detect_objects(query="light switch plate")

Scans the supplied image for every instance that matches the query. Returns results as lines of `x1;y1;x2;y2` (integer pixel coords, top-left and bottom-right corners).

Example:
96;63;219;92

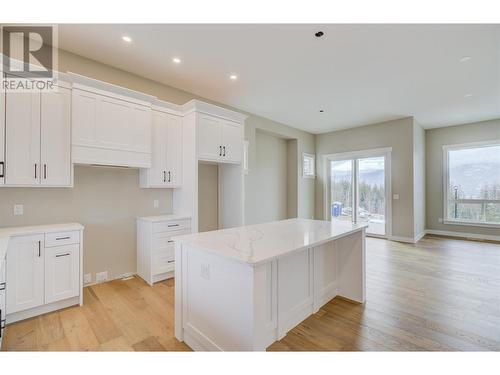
96;271;108;283
393;194;400;200
84;273;92;284
13;204;23;216
153;199;159;208
201;263;210;280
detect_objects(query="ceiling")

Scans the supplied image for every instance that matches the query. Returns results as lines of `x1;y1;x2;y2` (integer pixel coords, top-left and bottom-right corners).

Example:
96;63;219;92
58;24;500;134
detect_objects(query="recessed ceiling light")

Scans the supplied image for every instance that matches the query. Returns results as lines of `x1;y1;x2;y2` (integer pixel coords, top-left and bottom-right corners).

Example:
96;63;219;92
459;56;471;63
122;36;132;43
229;74;238;80
464;94;473;98
315;31;324;38
172;57;181;64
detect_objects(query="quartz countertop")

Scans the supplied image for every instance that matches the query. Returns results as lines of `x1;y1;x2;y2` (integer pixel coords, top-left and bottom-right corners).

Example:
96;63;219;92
173;218;368;265
137;215;191;222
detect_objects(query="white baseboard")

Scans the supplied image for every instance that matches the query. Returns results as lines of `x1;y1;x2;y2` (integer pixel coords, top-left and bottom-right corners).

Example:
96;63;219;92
425;229;500;242
389;235;417;243
83;272;137;288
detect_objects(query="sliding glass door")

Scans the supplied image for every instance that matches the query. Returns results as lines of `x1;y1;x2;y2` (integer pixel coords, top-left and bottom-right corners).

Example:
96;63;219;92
328;150;390;237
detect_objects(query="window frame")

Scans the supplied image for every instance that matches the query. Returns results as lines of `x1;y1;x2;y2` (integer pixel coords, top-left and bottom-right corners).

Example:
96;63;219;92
302;153;316;179
442;140;500;228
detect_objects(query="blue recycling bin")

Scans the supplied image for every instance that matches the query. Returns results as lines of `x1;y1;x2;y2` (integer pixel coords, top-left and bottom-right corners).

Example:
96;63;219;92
331;202;342;218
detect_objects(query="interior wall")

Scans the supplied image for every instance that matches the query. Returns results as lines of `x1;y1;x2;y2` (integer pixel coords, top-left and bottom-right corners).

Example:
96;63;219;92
315;117;416;240
0;48;316;280
0;166;171;280
287;139;298;219
426;118;500;237
413;120;426;237
198;163;218;232
246;130;289;224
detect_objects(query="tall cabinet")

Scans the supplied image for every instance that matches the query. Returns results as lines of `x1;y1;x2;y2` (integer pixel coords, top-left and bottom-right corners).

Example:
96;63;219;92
2;83;72;187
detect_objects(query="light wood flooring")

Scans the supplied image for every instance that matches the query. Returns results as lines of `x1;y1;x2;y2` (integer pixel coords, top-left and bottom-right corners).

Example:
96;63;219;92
2;236;499;351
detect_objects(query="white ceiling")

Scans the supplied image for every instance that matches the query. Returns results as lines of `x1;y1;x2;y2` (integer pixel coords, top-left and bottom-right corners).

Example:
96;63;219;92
58;24;500;134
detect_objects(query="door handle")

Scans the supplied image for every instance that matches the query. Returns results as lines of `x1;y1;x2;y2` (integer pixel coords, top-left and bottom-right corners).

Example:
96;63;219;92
38;240;41;257
44;164;47;179
168;171;171;182
223;146;226;157
0;161;4;178
163;171;166;182
219;146;222;156
56;253;70;258
34;163;37;179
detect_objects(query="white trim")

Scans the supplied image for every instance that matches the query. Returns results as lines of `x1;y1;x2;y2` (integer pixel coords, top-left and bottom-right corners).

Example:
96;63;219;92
425;229;500;242
389;235;417;243
182;99;248;123
414;231;427;242
442;140;500;228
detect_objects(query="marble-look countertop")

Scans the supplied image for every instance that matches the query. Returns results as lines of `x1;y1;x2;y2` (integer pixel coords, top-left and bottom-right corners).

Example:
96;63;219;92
173;218;368;265
0;223;84;271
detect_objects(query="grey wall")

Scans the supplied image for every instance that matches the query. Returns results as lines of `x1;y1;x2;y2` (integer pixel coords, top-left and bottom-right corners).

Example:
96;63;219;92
246;130;289;224
426;119;500;236
315;117;416;240
0;166;171;280
0;48;316;280
287;139;299;219
198;163;218;232
413;121;426;237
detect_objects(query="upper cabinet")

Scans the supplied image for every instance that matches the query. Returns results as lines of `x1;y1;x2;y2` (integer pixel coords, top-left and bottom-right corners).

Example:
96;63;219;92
185;101;247;164
140;103;183;188
3;85;72;187
69;73;155;168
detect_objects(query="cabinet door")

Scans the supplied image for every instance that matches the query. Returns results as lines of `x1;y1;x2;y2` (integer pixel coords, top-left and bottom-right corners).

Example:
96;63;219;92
222;121;243;163
166;114;183;187
5;92;41;185
197;115;222;161
40;87;71;186
6;234;44;314
149;111;169;187
45;244;79;304
0;88;5;185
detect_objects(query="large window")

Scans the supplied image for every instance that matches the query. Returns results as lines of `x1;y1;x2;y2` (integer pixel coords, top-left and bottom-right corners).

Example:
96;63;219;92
444;141;500;227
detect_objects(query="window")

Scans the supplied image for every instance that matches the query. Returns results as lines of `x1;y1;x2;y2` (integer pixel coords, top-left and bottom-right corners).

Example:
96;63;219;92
444;141;500;227
303;153;316;178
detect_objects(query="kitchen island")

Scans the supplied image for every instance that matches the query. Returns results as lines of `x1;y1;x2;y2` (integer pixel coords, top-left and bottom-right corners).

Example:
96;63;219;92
173;218;368;351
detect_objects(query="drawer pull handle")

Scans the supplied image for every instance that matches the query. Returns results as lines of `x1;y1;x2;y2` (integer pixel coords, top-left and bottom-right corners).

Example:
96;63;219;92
0;282;5;290
167;260;175;264
56;253;70;257
56;236;71;240
167;224;179;227
167;240;174;243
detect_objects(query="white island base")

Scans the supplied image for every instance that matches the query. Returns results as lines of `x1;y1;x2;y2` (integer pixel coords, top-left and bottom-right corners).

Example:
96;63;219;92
174;219;367;351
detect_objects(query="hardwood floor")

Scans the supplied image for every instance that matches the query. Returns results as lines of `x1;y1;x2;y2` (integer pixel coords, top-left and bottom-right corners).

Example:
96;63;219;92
2;236;499;351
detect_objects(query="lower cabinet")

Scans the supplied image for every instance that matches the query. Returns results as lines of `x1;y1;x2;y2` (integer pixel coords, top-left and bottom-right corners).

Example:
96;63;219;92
137;215;191;285
5;226;83;323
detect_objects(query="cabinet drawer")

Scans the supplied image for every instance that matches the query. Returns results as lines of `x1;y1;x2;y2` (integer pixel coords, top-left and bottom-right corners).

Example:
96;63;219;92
45;231;80;247
152;247;175;275
152;220;190;233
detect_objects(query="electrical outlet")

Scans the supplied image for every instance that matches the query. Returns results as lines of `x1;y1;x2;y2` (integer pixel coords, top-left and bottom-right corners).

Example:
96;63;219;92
13;204;23;216
84;273;92;284
96;271;108;283
153;199;159;208
393;194;400;200
200;263;210;280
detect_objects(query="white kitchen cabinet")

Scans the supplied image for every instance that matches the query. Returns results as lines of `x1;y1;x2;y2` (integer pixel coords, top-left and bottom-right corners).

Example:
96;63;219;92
0;88;5;185
5;92;41;185
0;248;7;347
137;215;191;285
3;86;72;187
40;87;72;186
197;114;243;164
44;243;79;304
6;234;45;314
140;109;183;188
1;223;84;323
70;74;154;168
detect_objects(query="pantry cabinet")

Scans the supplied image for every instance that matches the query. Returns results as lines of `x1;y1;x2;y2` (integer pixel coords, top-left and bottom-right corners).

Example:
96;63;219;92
3;86;71;187
140;109;183;188
197;114;243;164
